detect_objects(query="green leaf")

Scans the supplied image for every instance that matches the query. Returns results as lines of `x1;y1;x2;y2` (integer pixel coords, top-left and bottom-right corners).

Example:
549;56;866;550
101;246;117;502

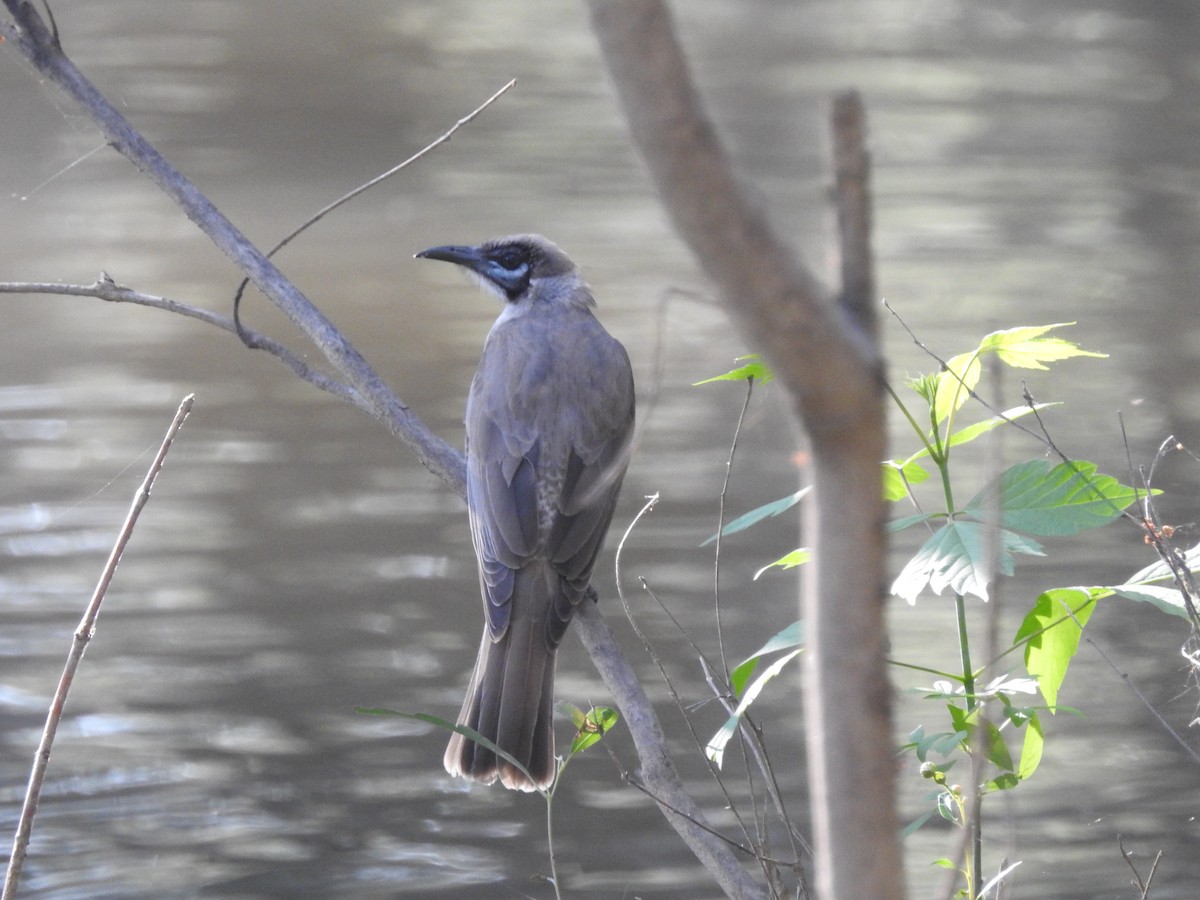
928;323;1104;426
939;403;1059;453
887;512;943;534
907;372;940;406
753;548;812;580
887;404;1057;504
701;488;810;545
1111;584;1195;621
986;773;1020;791
976;716;1014;773
883;458;930;502
707;648;802;768
729;621;804;696
1017;711;1044;781
694;354;774;385
907;725;969;761
932;857;958;870
890;520;1045;603
964;459;1142;537
979;322;1106;370
562;704;619;756
931;349;982;425
1013;587;1101;708
1125;540;1200;585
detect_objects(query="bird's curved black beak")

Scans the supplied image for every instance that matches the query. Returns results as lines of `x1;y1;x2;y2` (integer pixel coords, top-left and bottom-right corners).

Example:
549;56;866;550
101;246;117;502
415;244;486;273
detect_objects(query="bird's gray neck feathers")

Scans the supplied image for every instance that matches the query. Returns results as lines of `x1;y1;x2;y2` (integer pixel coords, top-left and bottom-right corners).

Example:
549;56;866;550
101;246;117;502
492;273;596;326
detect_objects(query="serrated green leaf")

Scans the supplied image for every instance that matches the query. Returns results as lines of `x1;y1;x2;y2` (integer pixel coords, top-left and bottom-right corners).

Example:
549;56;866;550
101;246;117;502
707;648;802;768
979;322;1106;370
753;548;812;580
1111;584;1195;621
883;458;930;501
964;459;1141;537
694;354;774;385
730;621;804;696
891;520;1044;603
1017;711;1044;781
907;372;941;406
1013;587;1101;708
702;487;810;545
927;324;1103;427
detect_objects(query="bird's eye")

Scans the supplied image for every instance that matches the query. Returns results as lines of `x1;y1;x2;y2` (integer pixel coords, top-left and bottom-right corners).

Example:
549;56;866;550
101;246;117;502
494;247;527;271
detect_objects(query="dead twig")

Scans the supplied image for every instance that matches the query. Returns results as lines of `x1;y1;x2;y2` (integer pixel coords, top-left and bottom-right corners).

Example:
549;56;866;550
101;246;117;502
2;395;194;900
1118;835;1161;899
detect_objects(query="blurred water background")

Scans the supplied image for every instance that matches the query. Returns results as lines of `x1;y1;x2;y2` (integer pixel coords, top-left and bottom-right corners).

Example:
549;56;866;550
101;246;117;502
2;2;1200;897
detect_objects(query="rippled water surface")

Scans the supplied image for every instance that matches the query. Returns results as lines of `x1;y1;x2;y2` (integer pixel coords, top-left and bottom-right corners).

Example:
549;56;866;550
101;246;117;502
3;2;1200;897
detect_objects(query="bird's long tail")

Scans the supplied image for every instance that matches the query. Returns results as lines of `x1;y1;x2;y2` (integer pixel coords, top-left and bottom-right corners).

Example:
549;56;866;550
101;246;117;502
444;566;558;791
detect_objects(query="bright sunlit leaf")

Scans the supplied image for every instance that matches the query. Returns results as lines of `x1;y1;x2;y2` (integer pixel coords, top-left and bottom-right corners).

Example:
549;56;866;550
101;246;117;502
1013;587;1102;708
1017;711;1044;781
931;350;982;425
978;322;1106;370
883;458;930;501
707;647;802;768
693;354;774;385
753;548;812;580
923;323;1103;427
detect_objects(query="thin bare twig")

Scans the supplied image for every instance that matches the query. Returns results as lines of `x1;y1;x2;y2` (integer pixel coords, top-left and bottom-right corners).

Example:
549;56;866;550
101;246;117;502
231;78;517;341
3;395;194;900
0;0;465;495
714;375;756;677
612;497;766;868
1118;835;1162;899
0;277;363;407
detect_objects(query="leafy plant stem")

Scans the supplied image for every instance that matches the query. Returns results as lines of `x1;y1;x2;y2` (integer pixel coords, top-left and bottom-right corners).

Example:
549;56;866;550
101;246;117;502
955;593;977;713
886;379;937;461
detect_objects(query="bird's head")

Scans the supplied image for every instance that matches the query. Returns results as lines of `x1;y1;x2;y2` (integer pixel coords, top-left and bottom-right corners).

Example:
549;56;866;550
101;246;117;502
415;234;581;305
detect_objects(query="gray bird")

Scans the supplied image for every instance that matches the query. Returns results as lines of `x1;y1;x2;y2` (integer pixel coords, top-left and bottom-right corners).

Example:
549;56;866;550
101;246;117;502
416;234;635;791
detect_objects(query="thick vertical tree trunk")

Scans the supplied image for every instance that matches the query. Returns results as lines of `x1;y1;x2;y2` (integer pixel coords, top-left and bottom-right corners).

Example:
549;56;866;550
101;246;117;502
586;2;902;897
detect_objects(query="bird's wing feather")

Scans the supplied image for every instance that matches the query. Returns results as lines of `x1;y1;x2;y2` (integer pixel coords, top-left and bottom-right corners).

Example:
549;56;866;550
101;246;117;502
466;309;634;646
